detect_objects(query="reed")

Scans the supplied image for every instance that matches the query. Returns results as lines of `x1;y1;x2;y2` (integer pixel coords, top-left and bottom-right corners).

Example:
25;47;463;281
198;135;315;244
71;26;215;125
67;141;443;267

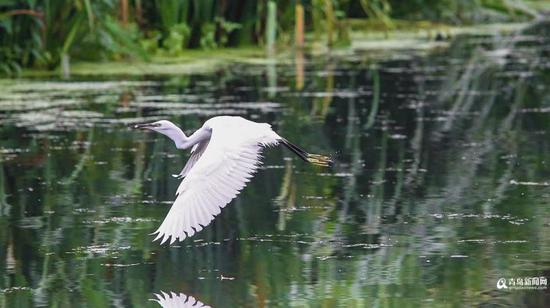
0;0;541;75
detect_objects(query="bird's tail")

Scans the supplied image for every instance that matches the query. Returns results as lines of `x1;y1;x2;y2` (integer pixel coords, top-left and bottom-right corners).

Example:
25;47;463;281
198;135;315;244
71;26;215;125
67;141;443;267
280;138;333;167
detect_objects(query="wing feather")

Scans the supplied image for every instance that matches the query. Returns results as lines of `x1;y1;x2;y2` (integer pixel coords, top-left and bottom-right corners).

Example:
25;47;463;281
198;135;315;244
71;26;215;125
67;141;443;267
151;291;211;307
172;139;210;179
152;119;280;244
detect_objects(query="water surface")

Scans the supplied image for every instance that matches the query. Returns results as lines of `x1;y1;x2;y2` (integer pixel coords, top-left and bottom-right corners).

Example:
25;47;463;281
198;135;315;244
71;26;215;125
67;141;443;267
0;22;549;307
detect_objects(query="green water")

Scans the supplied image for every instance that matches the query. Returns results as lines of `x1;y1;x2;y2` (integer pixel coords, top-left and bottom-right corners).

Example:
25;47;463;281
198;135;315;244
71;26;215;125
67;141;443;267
0;22;549;307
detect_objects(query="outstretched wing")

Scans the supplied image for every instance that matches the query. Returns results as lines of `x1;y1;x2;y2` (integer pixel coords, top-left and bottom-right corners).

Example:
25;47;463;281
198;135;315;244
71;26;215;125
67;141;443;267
153;120;278;244
172;140;210;178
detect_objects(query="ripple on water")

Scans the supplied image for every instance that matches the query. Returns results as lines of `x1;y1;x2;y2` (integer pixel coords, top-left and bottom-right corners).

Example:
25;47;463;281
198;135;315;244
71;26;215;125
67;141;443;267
70;244;131;256
430;213;529;225
85;216;157;225
509;179;550;186
0;287;32;294
101;262;142;268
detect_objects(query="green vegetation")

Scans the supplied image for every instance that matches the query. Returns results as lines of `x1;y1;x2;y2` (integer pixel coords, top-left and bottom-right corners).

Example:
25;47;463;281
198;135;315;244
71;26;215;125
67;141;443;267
0;19;549;306
0;0;544;75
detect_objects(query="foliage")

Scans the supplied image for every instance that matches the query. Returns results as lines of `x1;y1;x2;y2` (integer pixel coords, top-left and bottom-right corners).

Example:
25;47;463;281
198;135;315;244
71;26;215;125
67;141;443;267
0;0;544;75
0;3;46;74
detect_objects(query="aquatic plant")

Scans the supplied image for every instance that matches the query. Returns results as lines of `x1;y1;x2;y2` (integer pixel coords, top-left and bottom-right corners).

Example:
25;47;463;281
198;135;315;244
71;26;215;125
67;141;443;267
0;0;543;75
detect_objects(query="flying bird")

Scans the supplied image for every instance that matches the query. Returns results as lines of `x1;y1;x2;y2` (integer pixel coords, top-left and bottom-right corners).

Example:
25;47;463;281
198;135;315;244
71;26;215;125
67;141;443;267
135;116;332;244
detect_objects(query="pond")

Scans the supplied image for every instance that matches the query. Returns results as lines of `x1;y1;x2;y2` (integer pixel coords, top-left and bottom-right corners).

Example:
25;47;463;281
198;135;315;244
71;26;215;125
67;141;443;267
0;22;549;307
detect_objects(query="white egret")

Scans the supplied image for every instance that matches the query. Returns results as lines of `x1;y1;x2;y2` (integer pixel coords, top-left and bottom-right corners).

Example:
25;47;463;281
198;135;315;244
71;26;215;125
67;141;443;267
135;116;332;244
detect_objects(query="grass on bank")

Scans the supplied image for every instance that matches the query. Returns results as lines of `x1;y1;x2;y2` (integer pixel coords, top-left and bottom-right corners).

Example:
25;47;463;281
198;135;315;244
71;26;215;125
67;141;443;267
20;20;530;78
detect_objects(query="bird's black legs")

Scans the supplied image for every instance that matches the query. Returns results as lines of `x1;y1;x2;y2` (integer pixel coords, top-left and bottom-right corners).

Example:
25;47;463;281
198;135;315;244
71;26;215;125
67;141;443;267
281;138;309;161
280;138;333;167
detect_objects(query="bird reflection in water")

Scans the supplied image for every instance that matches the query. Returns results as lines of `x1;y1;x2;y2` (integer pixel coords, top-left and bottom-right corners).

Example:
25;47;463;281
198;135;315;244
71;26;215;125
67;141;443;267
151;291;211;308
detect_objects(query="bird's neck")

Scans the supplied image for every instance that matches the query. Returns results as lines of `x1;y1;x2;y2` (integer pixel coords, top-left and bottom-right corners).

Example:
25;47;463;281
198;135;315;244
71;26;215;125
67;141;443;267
161;126;209;150
161;127;188;149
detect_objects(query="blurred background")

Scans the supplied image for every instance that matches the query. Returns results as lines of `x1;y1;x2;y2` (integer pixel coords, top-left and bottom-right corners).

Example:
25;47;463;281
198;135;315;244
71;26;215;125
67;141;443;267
1;1;550;307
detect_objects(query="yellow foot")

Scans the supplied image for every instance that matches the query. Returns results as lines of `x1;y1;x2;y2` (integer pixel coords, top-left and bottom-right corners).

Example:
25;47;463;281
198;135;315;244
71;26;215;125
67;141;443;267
306;154;333;167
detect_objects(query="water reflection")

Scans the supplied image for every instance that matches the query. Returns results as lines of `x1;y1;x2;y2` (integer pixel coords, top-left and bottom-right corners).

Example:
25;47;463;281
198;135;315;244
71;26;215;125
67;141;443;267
152;291;210;308
0;21;549;307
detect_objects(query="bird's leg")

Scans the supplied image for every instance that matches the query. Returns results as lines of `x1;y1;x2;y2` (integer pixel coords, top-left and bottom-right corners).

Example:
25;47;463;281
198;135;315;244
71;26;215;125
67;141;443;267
280;138;333;167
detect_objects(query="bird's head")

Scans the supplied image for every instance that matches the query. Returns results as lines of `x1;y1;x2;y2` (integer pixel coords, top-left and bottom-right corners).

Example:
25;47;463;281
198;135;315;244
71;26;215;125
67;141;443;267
134;120;187;148
134;120;178;132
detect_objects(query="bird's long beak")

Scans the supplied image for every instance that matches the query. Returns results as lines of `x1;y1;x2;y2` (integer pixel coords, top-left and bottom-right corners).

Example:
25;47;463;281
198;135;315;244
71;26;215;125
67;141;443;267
134;122;160;130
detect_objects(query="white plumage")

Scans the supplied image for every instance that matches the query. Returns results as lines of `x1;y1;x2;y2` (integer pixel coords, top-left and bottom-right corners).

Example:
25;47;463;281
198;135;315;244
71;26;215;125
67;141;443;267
151;291;210;308
135;116;331;245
